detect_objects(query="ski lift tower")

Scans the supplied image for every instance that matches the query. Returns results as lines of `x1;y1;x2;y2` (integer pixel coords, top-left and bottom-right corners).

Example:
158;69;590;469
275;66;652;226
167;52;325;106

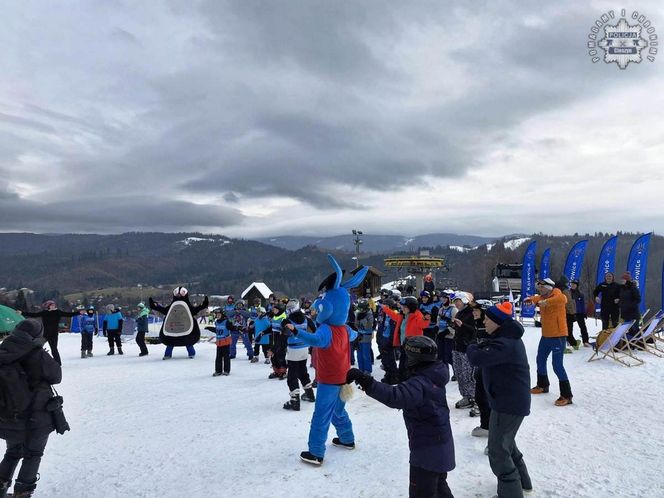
383;250;445;292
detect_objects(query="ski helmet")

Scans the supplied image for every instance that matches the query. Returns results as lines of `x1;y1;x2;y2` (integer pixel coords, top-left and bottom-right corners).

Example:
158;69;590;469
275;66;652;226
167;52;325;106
286;299;300;314
404;336;438;368
357;298;369;310
401;296;419;312
420;290;431;298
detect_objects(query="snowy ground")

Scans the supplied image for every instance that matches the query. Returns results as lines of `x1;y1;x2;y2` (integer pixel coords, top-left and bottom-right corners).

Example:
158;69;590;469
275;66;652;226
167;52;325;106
35;322;664;498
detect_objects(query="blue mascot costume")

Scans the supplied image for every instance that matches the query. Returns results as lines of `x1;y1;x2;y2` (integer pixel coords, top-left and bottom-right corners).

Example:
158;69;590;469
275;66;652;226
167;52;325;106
149;286;208;359
291;255;368;465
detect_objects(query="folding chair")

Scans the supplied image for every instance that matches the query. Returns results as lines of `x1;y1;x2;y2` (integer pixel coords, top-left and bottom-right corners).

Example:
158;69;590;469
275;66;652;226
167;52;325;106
626;311;664;358
588;320;644;367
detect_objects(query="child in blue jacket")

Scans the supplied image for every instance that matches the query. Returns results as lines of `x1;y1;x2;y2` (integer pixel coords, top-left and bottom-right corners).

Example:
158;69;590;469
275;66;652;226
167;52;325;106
347;336;455;498
210;309;234;376
79;307;98;358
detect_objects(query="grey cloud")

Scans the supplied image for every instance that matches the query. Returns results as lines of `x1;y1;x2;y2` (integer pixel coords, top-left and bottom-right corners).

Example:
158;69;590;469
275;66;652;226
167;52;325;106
0;112;57;135
1;0;662;234
0;195;245;233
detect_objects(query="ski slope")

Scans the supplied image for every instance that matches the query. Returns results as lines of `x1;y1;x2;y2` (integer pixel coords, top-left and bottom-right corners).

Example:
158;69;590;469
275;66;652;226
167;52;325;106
36;322;664;498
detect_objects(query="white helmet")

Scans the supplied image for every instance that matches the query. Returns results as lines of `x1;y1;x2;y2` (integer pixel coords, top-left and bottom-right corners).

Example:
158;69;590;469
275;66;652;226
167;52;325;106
173;286;188;297
452;292;469;304
286;299;300;314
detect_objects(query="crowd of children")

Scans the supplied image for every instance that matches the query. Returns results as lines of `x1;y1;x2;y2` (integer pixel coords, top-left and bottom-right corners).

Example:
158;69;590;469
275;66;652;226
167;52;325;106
14;282;561;498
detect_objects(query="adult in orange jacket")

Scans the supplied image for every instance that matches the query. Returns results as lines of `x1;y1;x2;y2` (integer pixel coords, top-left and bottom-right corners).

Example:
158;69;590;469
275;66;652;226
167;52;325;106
524;278;573;406
382;296;430;381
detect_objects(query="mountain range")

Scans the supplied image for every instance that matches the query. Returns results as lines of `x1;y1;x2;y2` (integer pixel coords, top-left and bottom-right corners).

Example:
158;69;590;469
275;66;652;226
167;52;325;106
0;231;661;315
256;233;499;253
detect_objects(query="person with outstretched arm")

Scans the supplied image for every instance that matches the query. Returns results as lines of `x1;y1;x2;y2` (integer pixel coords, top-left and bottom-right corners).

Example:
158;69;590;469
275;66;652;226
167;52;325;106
22;300;79;365
346;336;455;498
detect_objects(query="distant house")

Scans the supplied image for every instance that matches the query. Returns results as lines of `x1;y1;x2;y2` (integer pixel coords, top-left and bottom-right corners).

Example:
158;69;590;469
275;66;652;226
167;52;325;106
351;266;384;297
241;282;273;306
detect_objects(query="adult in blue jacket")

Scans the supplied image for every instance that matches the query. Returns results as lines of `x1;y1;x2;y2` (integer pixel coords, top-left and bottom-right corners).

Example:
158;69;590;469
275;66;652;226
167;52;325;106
347;336;455;498
467;302;532;498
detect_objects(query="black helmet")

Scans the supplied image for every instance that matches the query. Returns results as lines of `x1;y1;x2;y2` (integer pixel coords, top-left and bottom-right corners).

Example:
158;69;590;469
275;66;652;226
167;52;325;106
274;303;286;314
404;336;438;368
401;296;419;313
357;298;369;310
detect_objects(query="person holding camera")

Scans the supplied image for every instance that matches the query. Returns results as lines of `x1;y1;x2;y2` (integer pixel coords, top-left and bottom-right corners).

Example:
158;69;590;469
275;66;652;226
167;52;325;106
0;319;63;498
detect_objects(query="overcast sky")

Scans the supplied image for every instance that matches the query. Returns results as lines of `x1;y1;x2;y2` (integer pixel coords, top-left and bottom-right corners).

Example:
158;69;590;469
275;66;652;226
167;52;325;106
1;0;663;238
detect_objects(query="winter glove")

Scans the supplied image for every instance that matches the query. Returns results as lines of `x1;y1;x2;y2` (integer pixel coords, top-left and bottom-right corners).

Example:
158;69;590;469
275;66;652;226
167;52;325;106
345;368;374;391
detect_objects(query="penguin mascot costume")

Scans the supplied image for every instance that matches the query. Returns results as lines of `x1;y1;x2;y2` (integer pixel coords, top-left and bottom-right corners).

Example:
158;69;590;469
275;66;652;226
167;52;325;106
289;254;368;465
149;286;209;359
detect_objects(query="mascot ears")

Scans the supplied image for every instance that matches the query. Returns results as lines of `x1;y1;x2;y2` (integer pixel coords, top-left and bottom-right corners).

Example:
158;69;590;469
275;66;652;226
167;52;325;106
173;286;188;297
323;254;369;290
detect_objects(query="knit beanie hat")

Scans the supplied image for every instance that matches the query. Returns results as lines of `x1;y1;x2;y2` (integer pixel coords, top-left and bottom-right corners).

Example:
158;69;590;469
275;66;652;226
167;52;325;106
485;302;513;325
13;319;44;338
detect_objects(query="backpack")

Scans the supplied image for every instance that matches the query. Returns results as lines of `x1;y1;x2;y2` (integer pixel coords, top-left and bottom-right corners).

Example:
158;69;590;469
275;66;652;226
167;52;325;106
0;360;32;422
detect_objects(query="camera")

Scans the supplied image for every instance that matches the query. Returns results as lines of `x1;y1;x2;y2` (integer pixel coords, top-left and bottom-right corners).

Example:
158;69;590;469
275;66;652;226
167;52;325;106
46;395;71;435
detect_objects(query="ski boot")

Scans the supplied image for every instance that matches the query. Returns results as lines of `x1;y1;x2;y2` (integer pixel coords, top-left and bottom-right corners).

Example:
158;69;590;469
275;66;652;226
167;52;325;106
471;426;489;437
283;392;300;411
455;397;474;409
81;351;87;359
301;386;316;402
118;348;124;355
300;451;323;466
107;350;114;356
9;480;35;497
87;350;93;357
332;437;355;450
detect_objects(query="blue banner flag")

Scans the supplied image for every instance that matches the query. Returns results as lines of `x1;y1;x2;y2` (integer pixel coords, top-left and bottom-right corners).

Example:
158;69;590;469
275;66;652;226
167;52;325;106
596;235;618;286
626;233;652;315
520;241;537;318
563;240;588;282
540;248;551;280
